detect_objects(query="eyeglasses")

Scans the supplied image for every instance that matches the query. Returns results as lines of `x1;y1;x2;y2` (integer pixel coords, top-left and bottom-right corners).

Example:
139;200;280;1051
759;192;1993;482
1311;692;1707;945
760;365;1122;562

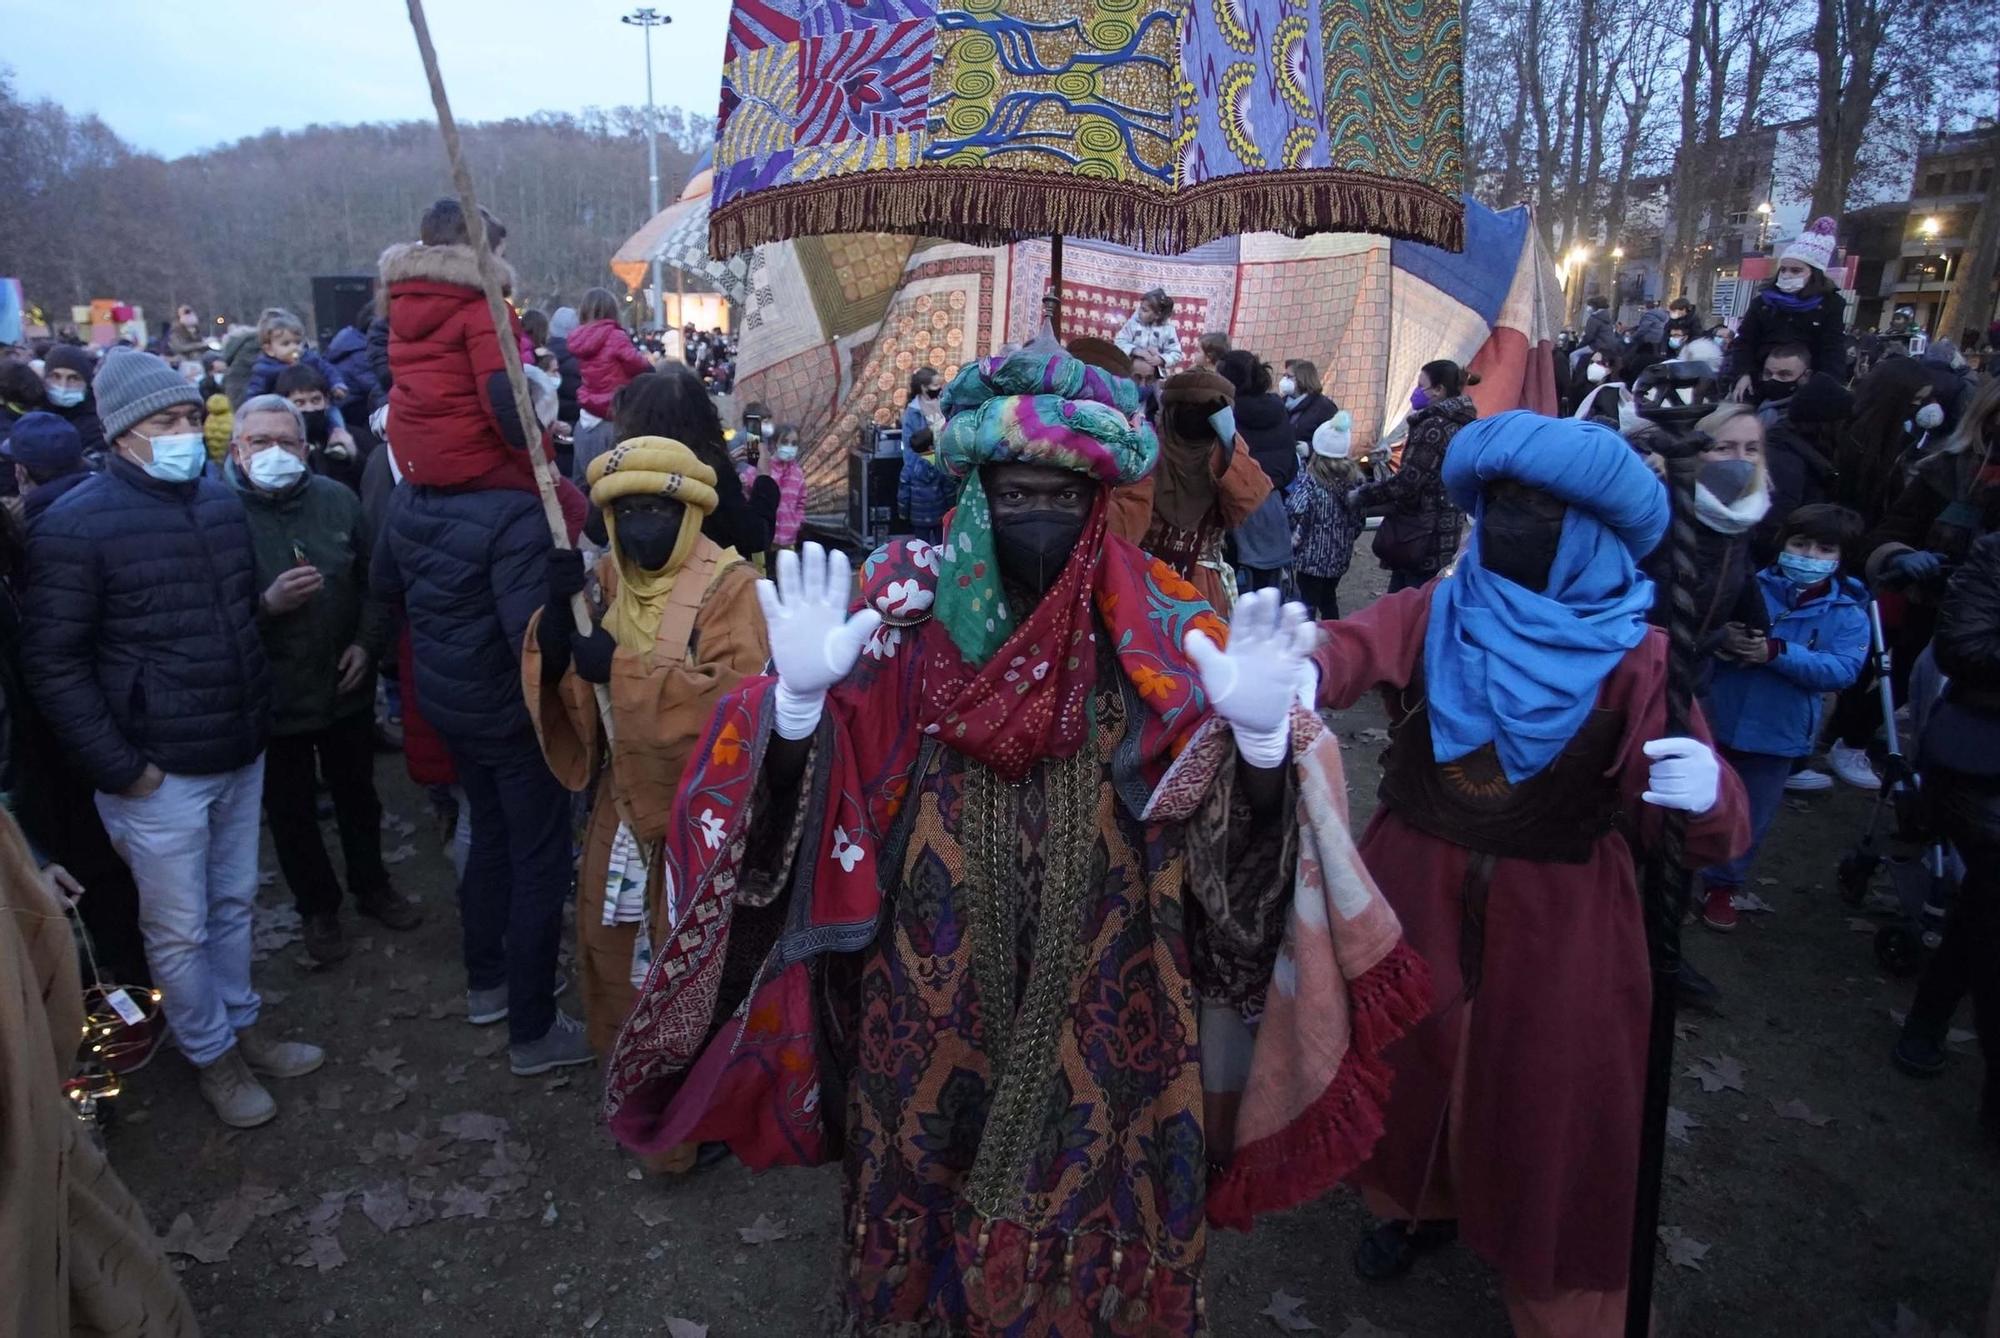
241;435;303;451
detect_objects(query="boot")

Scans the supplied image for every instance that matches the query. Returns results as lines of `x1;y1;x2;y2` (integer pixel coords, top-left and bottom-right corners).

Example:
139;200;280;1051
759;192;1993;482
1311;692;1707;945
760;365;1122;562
236;1024;325;1079
198;1048;277;1129
303;912;349;965
356;884;423;931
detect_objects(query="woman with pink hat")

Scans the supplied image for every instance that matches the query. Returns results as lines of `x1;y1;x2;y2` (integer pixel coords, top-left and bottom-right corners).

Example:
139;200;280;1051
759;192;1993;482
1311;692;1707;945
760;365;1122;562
1727;215;1848;400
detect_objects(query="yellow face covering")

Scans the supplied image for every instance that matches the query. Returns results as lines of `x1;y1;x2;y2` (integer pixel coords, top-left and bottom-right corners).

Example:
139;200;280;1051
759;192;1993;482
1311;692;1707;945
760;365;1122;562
586;436;721;654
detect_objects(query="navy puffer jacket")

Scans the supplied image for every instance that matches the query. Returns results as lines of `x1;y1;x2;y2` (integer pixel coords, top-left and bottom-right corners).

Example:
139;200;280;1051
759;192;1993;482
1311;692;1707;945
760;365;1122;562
22;456;271;792
372;484;551;759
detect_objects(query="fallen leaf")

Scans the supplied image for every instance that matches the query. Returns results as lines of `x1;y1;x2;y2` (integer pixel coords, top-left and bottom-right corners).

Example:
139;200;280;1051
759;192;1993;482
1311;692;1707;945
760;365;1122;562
383;843;418;864
540;1202;560;1227
1684;1054;1746;1094
1261;1289;1320;1331
250;903;303;959
583;1311;604;1332
737;1213;791;1245
261;987;289;1006
1772;1099;1834;1128
300;1191;349;1237
472;1031;509;1059
440;1111;511;1143
1336;1318;1406;1338
1666;1106;1701;1144
359;1046;406;1078
437;1183;496;1221
358;1088;409;1116
1869;1301;1969;1338
633;1200;674;1229
296;1234;346;1271
442;1062;468;1085
361;1180;431;1232
1729;891;1776;915
1352;727;1391;745
664;1321;708;1338
428;1000;457;1021
1658;1226;1710;1270
544;1074;573;1093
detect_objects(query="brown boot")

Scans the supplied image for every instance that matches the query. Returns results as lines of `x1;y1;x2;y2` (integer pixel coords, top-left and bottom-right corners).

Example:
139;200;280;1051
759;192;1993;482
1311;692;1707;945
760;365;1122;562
197;1048;276;1129
356;885;423;931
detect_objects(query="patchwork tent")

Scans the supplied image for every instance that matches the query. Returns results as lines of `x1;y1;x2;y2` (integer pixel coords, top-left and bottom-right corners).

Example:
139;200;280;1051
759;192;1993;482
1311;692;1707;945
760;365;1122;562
610;150;752;306
718;196;1561;518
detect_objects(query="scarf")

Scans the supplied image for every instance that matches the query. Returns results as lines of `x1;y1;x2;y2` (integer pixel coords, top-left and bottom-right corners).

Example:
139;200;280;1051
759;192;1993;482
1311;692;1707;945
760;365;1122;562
1153;368;1237;534
1425;412;1668;783
933;347;1157;666
1693;477;1771;536
1759;287;1824;314
586;436;720;652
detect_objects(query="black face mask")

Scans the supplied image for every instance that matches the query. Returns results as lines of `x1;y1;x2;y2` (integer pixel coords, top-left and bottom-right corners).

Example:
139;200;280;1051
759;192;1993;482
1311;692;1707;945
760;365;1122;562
993;510;1085;598
302;408;330;446
1478;484;1567;593
614;501;686;572
1756;378;1796;405
1697;457;1758;505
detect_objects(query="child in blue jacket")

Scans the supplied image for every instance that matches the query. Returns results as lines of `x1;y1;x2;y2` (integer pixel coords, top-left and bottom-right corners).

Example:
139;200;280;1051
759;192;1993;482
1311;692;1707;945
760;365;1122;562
243;308;350;432
1699;503;1871;930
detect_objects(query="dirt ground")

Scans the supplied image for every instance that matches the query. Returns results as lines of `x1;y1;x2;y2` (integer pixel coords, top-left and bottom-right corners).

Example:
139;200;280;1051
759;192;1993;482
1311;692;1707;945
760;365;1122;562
106;553;1997;1338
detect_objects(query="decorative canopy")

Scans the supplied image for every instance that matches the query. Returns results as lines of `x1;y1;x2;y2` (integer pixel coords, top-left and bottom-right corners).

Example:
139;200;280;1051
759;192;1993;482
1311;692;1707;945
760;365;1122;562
709;0;1467;259
611;150;754;303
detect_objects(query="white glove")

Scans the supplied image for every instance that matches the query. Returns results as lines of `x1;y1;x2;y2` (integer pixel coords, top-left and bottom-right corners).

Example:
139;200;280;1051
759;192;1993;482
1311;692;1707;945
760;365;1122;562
1183;588;1319;768
1641;737;1720;814
755;543;882;740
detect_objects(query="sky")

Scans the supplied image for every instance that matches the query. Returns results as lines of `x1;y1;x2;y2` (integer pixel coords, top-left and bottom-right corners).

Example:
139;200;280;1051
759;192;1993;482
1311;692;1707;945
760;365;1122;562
2;0;730;159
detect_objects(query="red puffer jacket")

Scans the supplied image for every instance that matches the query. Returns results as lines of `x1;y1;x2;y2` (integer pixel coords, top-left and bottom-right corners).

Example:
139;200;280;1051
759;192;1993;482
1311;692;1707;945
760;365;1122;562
380;241;541;490
566;318;653;418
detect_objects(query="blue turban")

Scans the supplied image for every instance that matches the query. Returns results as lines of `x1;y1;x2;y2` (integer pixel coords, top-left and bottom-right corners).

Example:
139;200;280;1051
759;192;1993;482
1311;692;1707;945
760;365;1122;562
1424;411;1669;783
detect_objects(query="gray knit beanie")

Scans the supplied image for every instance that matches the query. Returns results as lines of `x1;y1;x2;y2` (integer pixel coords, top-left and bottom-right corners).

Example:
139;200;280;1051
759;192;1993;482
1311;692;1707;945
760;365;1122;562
94;347;204;441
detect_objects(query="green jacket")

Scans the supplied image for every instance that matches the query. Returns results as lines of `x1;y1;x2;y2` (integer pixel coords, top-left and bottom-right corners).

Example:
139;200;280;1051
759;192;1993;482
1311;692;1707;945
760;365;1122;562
233;466;391;736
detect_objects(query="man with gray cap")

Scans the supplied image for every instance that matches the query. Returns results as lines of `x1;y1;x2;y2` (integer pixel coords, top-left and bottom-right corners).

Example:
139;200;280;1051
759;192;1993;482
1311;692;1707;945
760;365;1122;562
23;347;323;1130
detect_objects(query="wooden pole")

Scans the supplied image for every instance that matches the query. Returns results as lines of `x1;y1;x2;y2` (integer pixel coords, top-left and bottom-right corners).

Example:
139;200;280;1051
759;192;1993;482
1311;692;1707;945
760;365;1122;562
402;0;615;739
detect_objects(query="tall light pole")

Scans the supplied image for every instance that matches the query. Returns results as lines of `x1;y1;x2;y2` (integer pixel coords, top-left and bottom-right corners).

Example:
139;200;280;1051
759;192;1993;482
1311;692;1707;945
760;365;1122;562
1755;201;1773;253
1918;215;1942;338
623;6;670;332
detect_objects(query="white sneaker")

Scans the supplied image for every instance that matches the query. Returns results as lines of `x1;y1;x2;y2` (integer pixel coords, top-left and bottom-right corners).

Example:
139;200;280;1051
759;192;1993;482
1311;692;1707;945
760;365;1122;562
1784;767;1834;793
1828;743;1881;791
198;1048;277;1128
236;1025;325;1079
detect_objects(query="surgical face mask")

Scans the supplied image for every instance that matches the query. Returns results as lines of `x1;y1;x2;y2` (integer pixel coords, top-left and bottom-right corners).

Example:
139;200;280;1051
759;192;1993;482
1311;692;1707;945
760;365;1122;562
1207;404;1237;444
1584;363;1609;383
775;444;799;463
1410;387;1432;410
135;431;207;483
1774;272;1807;294
993;509;1084;598
1914;403;1944;431
1279;376;1297;398
1777;551;1838;586
46;383;86;409
246;445;307;491
1668;336;1686;350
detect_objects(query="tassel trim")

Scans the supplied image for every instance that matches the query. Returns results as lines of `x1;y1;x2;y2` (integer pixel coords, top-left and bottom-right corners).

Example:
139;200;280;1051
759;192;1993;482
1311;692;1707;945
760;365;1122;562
1205;939;1433;1232
710;167;1465;259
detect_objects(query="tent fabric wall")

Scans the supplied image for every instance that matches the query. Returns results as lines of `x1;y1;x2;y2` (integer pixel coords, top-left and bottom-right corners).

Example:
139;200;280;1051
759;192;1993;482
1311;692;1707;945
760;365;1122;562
718;199;1560;518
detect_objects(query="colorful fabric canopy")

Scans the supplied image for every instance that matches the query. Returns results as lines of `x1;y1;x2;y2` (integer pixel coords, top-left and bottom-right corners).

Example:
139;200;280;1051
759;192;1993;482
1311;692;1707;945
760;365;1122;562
710;0;1467;257
609;150;754;303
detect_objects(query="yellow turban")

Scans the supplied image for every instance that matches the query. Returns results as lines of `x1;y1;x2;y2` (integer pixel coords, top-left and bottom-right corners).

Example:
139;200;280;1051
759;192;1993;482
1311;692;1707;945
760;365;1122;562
586;436;720;652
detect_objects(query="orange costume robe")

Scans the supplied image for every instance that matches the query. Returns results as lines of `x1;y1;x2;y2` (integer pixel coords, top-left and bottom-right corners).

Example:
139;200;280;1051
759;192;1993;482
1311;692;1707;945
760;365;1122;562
521;538;768;1052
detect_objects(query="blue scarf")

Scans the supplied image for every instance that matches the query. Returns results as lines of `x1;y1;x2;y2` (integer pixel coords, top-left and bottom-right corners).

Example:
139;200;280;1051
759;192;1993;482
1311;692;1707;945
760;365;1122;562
1423;413;1668;783
1759;287;1822;314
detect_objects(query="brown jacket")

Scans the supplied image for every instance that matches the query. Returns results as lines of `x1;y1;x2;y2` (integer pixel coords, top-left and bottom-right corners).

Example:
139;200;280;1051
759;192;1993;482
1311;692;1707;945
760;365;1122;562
1110;437;1273;609
1;808;198;1338
521;540;769;1051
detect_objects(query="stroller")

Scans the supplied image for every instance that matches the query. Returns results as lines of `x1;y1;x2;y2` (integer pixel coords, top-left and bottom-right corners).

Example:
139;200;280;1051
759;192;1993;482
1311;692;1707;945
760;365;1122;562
1836;598;1956;975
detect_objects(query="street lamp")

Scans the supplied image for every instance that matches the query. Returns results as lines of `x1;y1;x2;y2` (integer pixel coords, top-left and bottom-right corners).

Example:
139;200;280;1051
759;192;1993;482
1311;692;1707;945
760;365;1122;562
1755;202;1773;252
1918;215;1942;337
622;6;672;333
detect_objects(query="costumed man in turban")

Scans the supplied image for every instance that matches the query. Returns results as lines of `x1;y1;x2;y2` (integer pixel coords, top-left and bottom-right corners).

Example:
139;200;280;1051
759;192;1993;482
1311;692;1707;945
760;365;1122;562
1109;367;1275;610
523;437;769;1064
601;346;1431;1334
1311;413;1752;1335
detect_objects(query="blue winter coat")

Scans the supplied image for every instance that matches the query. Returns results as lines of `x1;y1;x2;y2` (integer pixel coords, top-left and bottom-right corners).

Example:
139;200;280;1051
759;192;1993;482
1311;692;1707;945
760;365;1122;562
1706;569;1870;757
243;349;349;430
21;456;271;792
325;326;380;406
371;484;551;760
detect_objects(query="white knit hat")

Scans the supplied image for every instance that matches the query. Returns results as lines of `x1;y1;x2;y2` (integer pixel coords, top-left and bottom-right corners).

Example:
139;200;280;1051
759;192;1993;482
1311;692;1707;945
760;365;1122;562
1779;216;1838;274
1311;410;1353;458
